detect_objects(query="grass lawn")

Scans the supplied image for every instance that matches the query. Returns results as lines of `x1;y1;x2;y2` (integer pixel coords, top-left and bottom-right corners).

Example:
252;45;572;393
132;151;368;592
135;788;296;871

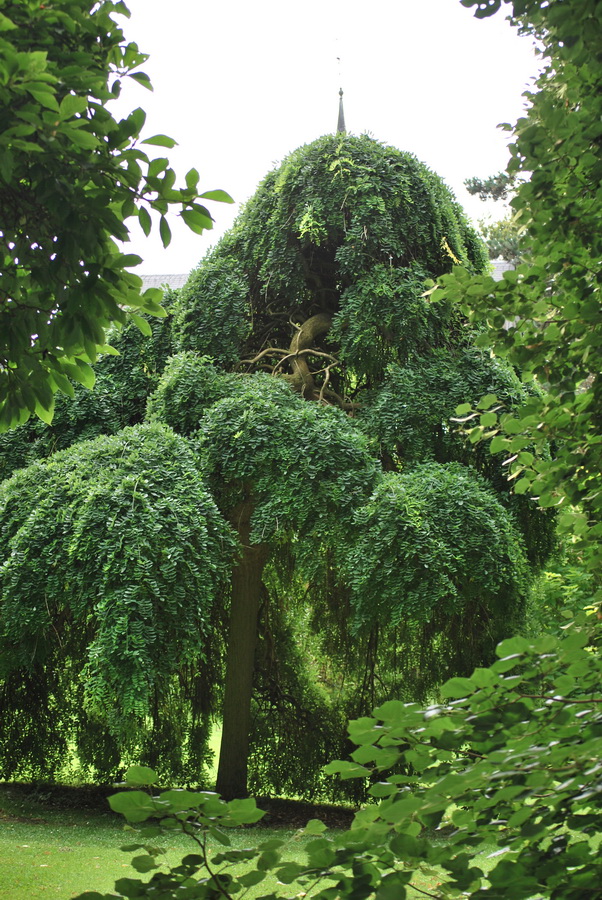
1;811;137;898
0;784;475;899
0;814;310;898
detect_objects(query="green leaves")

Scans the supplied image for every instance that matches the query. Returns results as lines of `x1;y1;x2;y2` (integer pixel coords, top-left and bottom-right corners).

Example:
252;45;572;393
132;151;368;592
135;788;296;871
63;360;96;390
138;206;151;236
159;215;171;247
129;314;153;337
441;0;602;593
477;393;498;410
440;676;475;699
180;205;214;234
199;188;235;203
347;463;529;647
189;373;378;543
70;784;281;899
115;254;143;269
141;134;177;147
123;766;159;787
58;93;88;119
304;818;328;835
323;760;372;779
178;131;488;417
0;1;229;429
171;259;251;366
0;425;237;776
0;12;17;31
108;791;158;823
319;612;602;897
71;612;601;900
226;797;266;825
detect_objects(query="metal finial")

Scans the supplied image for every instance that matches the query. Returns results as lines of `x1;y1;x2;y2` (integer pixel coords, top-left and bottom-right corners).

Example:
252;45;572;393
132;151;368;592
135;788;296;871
337;88;346;134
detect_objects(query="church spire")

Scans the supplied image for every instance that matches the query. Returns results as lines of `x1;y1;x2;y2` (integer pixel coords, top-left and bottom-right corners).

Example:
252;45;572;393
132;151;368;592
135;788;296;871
337;88;346;133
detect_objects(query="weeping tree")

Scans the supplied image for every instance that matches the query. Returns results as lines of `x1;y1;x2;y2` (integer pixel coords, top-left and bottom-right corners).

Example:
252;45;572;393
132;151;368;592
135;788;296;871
147;359;379;797
153;134;552;796
0;424;236;782
0;134;554;798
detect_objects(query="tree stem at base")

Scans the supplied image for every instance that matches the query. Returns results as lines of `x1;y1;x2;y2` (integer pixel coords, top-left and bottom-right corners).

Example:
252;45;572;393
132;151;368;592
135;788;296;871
216;499;268;799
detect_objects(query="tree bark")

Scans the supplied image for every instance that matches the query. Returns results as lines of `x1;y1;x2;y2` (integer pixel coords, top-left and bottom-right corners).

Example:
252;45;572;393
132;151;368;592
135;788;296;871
285;312;332;398
215;498;268;799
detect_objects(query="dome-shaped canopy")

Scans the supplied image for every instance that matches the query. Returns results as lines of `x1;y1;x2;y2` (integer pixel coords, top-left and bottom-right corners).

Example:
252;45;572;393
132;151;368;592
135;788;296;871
174;134;488;398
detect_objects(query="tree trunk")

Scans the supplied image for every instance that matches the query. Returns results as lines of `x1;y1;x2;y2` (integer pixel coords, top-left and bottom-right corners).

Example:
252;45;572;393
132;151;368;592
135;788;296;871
215;499;268;799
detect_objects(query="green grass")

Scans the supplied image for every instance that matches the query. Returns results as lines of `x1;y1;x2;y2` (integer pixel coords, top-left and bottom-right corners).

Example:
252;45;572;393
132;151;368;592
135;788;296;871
0;797;300;899
1;814;134;898
0;822;310;899
0;785;479;899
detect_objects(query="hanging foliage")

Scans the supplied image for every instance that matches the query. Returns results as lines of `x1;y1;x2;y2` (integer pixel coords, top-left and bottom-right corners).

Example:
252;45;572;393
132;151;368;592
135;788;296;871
174;258;251;367
0;423;236;781
346;463;530;637
172;134;488;407
0;133;555;797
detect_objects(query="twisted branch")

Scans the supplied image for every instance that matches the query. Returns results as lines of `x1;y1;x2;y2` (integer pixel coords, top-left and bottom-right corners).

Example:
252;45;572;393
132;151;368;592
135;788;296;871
237;313;358;411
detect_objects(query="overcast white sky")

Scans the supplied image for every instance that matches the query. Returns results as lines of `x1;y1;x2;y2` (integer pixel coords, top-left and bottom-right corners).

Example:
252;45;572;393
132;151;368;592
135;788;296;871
114;0;540;275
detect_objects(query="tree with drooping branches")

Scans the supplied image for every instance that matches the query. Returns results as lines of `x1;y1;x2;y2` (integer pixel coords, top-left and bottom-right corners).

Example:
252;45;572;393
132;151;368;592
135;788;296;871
149;133;554;797
1;130;555;797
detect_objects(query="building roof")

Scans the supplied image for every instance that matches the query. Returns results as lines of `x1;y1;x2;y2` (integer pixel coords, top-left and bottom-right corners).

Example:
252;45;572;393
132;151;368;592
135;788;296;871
141;273;189;291
337;89;346;134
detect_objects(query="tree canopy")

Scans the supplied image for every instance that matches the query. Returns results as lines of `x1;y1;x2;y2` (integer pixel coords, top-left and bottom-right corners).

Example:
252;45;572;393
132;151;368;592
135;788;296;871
0;132;553;796
70;1;602;898
444;0;602;591
0;424;236;781
174;134;487;399
0;0;231;432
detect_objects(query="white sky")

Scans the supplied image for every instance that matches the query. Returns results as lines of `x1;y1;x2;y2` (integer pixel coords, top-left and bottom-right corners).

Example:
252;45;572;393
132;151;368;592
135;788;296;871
114;0;540;275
